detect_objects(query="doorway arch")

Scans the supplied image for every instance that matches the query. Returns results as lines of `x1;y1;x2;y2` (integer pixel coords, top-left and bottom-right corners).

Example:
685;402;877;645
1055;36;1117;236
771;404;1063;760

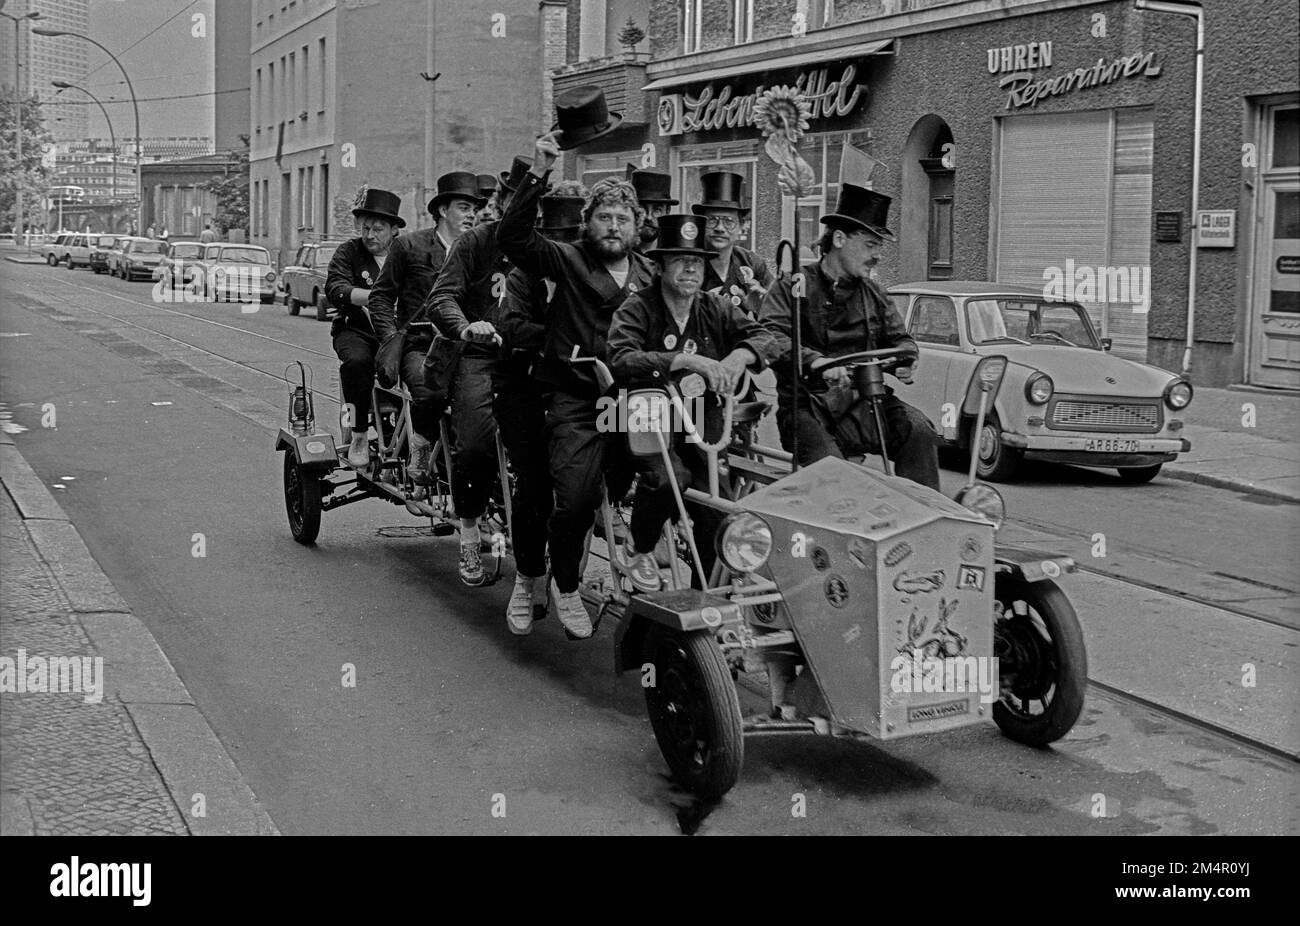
901;115;955;282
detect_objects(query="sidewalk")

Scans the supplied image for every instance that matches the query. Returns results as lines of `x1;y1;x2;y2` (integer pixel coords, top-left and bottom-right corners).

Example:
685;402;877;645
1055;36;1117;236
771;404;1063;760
0;432;277;835
1164;384;1300;502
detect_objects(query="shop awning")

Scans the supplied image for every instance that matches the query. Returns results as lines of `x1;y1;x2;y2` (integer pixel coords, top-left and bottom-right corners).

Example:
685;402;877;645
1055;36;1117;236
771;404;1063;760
642;39;894;92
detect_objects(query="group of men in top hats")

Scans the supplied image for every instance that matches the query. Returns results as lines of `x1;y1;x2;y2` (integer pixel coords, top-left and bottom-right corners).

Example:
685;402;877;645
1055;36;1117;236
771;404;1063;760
322;83;940;640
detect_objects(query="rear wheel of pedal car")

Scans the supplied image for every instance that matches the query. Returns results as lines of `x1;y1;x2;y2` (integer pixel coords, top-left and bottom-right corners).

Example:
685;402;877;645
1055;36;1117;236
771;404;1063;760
1115;464;1162;484
992;576;1086;746
283;451;322;545
973;412;1021;482
643;625;742;800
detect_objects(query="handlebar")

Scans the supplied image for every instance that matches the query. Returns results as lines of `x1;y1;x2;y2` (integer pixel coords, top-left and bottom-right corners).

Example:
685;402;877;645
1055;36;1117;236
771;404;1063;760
808;347;912;377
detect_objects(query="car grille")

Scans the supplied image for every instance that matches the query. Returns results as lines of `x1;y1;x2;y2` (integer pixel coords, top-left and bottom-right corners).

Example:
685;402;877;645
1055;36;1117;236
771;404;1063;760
1048;399;1162;433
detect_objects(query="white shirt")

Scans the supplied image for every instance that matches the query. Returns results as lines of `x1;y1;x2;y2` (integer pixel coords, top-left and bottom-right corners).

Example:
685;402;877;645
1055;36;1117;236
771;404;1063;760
609;268;629;288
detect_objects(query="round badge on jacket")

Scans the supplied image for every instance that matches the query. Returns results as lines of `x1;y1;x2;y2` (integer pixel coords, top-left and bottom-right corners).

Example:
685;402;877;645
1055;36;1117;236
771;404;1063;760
683;339;698;355
664;333;677;350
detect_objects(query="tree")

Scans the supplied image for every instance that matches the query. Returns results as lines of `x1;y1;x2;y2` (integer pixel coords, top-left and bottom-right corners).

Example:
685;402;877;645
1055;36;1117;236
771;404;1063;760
0;94;54;231
202;134;250;236
618;18;646;51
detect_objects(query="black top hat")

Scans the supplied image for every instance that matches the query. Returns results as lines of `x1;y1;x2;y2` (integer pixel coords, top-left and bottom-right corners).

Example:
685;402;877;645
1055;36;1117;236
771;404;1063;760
539;194;585;232
476;173;498;199
625;166;678;206
646;214;718;260
499;156;534;195
551;86;623;151
820;183;896;242
427;171;486;216
352;188;406;228
691;171;749;215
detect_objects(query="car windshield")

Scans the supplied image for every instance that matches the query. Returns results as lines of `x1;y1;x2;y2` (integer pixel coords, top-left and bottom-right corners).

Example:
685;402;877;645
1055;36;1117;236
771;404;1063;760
218;248;270;264
131;241;168;255
965;298;1100;349
171;244;204;259
316;245;338;266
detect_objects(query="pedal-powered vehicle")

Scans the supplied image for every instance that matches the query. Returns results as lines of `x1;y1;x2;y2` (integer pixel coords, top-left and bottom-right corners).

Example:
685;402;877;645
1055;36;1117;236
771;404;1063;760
274;362;514;586
579;349;1088;800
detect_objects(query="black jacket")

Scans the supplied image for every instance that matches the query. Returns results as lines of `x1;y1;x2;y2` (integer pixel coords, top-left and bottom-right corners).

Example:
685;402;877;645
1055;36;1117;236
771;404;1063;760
325;236;383;342
367;227;450;342
425;221;509;360
497;172;656;398
704;245;776;318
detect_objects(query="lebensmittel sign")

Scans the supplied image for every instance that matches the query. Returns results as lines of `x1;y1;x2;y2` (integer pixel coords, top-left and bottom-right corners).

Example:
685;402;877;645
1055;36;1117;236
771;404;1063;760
1195;210;1235;248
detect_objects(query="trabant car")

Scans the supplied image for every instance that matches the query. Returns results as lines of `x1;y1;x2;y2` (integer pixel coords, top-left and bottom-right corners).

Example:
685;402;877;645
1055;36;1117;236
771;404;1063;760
196;243;278;303
281;240;346;320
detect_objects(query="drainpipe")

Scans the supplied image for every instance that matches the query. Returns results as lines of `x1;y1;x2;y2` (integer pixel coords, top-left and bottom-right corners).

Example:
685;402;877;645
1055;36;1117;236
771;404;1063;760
1134;0;1203;377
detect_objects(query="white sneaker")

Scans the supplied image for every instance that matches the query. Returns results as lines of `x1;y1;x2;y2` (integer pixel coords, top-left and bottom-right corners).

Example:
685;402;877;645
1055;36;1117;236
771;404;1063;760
507;573;543;635
624;544;662;593
347;433;371;467
551;580;593;639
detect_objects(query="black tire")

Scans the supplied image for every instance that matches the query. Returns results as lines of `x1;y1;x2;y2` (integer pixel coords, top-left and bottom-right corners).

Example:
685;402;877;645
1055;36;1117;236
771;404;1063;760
315;292;329;321
287;294;301;316
992;575;1087;746
973;412;1022;482
643;625;743;800
1116;464;1162;484
47;254;57;266
283;451;322;545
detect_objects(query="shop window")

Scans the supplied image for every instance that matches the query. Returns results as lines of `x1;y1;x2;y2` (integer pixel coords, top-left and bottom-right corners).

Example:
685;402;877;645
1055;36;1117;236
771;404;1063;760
1271;105;1299;169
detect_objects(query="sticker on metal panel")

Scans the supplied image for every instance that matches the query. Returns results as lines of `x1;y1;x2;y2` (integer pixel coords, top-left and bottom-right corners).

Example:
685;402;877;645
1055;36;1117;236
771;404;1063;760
960;536;983;562
848;537;871;570
827;497;860;515
306;441;326;454
810;547;831;572
956;564;987;592
824;575;850;608
884;541;913;567
892;569;945;595
907;699;969;724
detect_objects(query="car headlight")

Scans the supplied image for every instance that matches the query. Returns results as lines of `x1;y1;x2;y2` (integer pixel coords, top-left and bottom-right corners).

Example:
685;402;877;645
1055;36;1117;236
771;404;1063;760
715;512;772;574
1025;372;1053;405
1164;379;1193;410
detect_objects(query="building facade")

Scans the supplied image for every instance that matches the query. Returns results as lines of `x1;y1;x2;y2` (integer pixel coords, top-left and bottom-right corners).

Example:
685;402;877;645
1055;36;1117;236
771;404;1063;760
215;0;253;155
249;0;559;266
13;0;92;142
554;0;1299;388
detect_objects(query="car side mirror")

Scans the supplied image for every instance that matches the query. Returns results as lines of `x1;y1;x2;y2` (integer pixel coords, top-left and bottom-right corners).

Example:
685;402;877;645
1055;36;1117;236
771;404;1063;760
1101;338;1112;351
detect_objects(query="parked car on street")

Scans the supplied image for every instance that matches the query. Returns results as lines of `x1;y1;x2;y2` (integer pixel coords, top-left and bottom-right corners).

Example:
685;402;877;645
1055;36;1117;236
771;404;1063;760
43;233;73;266
889;281;1193;483
280;240;346;320
112;237;169;281
195;243;278;303
89;235;121;274
153;241;206;290
105;236;149;278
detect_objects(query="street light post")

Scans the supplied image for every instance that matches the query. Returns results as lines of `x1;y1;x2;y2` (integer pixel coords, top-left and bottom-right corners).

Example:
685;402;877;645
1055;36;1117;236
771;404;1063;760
33;27;142;235
1;7;43;252
52;80;118;227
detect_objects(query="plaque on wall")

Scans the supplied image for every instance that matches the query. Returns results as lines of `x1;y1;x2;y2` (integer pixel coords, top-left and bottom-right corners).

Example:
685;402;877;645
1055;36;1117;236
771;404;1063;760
1155;211;1182;243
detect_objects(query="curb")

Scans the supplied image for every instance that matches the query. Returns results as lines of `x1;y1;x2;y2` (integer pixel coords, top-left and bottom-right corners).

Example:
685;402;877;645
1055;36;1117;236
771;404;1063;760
2;256;48;265
0;435;280;835
1162;465;1300;504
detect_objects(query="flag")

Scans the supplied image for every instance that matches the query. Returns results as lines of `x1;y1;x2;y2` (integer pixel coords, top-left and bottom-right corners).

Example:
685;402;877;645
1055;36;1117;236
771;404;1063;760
839;143;881;189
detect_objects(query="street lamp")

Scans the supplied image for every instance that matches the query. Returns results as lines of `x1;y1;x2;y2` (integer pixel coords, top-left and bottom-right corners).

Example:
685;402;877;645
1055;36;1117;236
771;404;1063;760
52;80;119;223
1;6;42;251
33;26;142;235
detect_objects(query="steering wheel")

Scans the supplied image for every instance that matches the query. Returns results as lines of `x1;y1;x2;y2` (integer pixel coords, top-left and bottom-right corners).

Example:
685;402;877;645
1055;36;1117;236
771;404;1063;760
808;346;912;377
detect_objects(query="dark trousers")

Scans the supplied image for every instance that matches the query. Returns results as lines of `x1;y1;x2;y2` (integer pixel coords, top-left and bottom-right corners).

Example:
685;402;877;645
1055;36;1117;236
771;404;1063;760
629;439;725;582
333;328;376;431
545;391;636;593
400;337;442;441
447;355;498;521
495;376;551;578
778;392;942;491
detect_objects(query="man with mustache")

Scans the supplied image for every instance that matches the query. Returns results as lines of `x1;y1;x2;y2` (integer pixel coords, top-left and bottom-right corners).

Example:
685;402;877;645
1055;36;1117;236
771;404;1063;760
608;213;780;591
325;187;405;467
370;171;484;485
626;166;677;254
760;184;941;490
497;132;655;639
423;158;532;587
693;170;775;319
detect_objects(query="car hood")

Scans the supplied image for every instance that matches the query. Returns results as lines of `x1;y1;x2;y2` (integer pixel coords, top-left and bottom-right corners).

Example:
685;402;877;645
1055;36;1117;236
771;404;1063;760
990;344;1178;394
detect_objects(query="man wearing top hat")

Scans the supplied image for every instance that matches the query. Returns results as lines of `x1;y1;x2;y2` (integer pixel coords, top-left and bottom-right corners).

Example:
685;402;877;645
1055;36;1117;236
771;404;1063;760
369;170;485;484
497;85;656;639
760;183;941;490
693;170;775;319
423;157;532;587
325;187;405;467
625;165;678;253
494;181;587;633
607;213;780;592
474;173;499;225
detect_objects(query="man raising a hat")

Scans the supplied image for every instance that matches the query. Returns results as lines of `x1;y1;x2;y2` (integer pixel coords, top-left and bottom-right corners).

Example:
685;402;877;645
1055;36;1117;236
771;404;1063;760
497;88;656;639
759;183;941;490
423;157;532;588
369;171;484;485
326;187;405;467
693;170;775;318
607;214;780;591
